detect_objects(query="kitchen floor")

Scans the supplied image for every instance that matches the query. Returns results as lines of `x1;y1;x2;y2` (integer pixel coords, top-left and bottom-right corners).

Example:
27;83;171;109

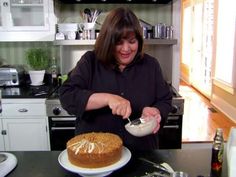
179;81;236;143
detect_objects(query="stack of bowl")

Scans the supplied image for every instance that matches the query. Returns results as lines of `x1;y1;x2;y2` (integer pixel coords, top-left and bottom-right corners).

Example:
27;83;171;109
56;23;78;40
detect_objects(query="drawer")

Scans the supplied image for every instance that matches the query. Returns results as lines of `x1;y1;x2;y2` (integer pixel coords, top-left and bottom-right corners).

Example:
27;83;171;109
2;103;46;117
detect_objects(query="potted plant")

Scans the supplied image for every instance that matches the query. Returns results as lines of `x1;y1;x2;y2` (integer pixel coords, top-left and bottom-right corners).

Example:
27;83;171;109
25;48;50;86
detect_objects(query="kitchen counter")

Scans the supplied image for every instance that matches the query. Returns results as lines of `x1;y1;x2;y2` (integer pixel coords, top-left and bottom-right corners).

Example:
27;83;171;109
0;73;58;99
6;147;228;177
0;85;57;99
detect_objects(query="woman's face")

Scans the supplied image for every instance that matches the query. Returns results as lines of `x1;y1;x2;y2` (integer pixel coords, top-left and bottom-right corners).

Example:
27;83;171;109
115;33;138;71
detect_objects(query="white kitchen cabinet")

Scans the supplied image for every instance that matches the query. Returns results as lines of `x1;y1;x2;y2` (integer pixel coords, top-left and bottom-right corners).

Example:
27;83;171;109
0;0;56;41
0;99;50;151
2;118;48;151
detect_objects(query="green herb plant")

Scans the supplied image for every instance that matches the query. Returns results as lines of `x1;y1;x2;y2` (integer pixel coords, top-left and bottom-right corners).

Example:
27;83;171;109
25;48;50;70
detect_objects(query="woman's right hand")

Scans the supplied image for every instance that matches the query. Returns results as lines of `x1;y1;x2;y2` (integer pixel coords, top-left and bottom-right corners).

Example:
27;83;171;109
107;94;132;119
86;93;131;119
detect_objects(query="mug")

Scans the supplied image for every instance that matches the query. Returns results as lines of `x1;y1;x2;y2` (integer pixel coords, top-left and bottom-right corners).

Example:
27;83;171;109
78;22;95;30
78;23;96;40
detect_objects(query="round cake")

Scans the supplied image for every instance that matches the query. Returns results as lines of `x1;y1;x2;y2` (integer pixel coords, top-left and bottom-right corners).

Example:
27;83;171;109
66;132;123;168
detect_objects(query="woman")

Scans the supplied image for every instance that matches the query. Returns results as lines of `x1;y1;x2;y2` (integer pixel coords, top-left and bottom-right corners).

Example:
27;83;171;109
59;7;172;151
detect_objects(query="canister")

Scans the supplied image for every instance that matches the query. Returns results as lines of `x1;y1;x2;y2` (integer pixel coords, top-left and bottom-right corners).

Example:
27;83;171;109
166;25;173;39
142;27;148;39
153;23;166;39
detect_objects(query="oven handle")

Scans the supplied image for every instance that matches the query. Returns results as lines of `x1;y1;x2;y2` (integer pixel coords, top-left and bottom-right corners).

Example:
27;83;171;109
167;116;180;120
51;127;75;130
163;125;179;129
51;117;76;121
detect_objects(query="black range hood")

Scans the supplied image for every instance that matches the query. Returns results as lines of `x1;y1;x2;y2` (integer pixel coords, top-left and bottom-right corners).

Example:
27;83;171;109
59;0;172;4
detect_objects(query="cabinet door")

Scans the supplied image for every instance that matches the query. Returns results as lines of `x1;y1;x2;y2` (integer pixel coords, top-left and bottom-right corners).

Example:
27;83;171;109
1;0;48;30
2;118;49;151
0;0;55;41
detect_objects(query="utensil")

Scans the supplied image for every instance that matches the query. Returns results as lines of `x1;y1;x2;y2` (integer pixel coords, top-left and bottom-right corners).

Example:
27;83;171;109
127;117;131;123
84;8;91;15
141;171;170;177
84;8;91;22
130;118;142;125
139;158;172;174
139;158;188;177
127;117;142;125
82;8;102;23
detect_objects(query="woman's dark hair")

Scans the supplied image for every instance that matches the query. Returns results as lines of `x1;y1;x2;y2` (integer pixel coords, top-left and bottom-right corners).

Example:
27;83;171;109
94;7;143;67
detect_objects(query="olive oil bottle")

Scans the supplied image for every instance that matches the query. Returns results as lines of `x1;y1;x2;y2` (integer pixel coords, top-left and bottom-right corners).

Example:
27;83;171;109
211;128;224;177
51;57;58;86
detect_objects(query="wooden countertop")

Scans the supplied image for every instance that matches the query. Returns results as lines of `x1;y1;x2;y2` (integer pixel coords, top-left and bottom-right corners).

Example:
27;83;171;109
179;83;236;143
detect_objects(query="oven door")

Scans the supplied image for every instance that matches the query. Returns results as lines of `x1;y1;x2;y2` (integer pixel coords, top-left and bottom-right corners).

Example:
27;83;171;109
49;117;76;150
159;115;183;149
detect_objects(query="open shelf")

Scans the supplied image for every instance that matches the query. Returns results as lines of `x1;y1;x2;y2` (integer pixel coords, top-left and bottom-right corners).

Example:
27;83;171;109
53;39;177;46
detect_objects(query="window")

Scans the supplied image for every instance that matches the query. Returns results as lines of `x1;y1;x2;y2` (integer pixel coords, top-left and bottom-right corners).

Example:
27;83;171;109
214;0;236;90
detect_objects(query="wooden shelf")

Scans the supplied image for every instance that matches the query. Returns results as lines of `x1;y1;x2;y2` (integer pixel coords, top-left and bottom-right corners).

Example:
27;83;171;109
11;3;44;7
144;39;177;45
53;39;177;46
53;40;96;45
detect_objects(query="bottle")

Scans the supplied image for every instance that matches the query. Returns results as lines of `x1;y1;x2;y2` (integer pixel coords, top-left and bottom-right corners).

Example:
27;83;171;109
211;128;224;177
227;127;236;177
51;57;58;86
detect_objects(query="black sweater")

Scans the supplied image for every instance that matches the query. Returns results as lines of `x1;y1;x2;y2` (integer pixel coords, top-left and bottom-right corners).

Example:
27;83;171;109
59;51;172;151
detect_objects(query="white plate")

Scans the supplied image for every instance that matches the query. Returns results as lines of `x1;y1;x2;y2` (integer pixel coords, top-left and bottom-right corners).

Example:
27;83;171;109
0;153;17;177
58;146;131;177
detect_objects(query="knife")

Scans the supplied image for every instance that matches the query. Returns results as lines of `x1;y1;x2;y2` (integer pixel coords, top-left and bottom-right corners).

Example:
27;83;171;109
139;157;172;175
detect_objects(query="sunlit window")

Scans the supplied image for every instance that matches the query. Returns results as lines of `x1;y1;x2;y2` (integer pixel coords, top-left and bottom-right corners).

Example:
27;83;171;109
182;6;192;66
215;0;236;88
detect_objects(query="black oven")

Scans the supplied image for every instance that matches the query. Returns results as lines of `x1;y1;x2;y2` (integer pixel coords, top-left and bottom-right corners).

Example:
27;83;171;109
46;99;77;150
159;114;183;149
48;117;76;150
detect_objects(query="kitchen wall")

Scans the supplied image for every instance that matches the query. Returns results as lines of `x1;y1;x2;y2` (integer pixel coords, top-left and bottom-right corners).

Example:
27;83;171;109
0;42;59;71
54;2;172;25
0;2;173;70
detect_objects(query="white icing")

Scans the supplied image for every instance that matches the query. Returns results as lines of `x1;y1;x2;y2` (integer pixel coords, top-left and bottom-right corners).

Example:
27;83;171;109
88;143;95;153
68;139;106;155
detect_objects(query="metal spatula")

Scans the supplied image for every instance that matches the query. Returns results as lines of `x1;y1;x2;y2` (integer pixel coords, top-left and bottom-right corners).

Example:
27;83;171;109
127;118;142;125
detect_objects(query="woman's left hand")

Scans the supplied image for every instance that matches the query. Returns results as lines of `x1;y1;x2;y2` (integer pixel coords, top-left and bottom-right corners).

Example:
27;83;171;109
141;107;161;134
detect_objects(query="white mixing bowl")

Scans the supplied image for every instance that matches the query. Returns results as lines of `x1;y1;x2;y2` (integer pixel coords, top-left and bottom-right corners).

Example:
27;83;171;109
125;117;157;137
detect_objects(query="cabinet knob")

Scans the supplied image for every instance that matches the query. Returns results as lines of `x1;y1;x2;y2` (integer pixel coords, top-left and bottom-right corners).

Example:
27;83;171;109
1;130;7;135
18;108;28;113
